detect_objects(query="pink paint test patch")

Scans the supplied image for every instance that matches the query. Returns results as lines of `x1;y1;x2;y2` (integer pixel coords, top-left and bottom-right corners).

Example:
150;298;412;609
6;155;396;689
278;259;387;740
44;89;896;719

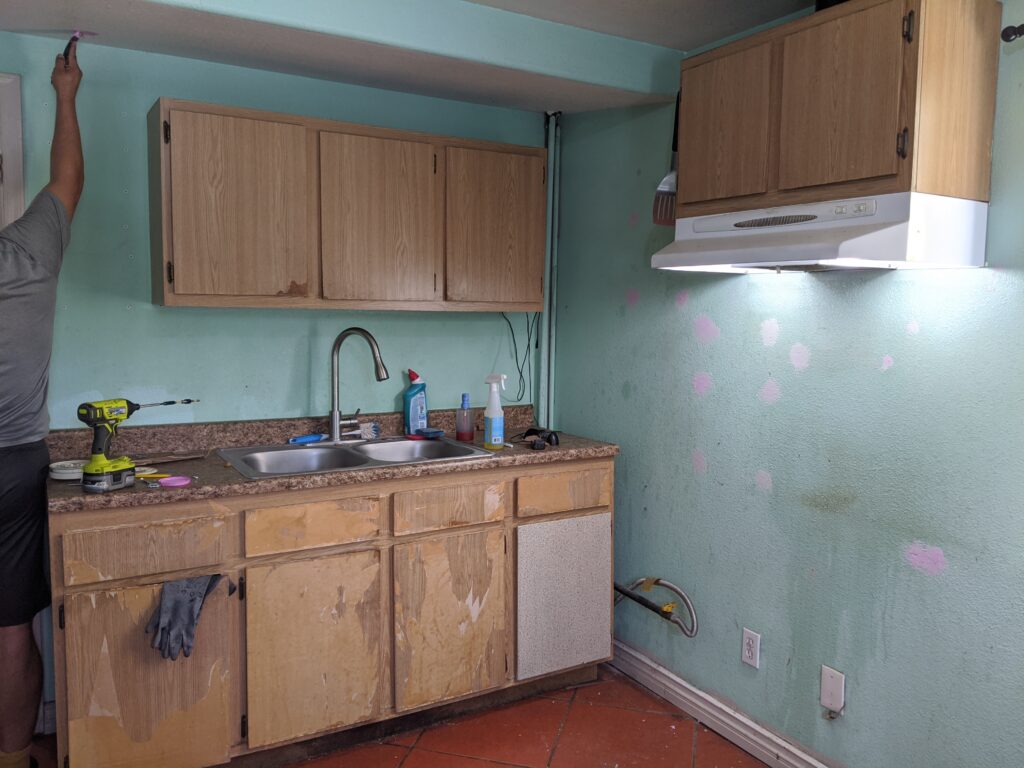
694;314;720;345
880;354;895;372
758;378;781;404
675;290;690;308
760;318;779;347
692;371;714;396
906;319;920;335
628;211;640;229
625;288;640;307
755;470;773;493
691;450;707;475
904;541;947;575
789;342;811;371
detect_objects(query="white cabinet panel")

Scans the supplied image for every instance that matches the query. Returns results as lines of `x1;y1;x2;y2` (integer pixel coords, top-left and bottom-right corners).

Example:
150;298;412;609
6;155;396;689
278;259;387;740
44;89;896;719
516;512;612;680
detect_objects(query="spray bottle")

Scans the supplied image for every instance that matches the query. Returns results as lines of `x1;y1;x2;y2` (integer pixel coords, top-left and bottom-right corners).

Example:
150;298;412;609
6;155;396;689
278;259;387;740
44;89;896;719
483;374;507;451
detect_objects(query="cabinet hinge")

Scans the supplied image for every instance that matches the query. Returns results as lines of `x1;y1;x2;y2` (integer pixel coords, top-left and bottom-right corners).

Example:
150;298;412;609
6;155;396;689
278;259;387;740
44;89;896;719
58;603;65;630
240;714;248;740
542;164;546;185
64;756;70;768
902;10;915;43
896;127;909;159
166;261;175;284
238;575;246;601
433;154;437;174
433;273;437;292
163;119;171;144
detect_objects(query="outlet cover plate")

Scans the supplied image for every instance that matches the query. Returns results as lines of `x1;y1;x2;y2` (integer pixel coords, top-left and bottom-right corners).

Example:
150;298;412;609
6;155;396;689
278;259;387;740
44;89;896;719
820;665;845;713
742;628;760;669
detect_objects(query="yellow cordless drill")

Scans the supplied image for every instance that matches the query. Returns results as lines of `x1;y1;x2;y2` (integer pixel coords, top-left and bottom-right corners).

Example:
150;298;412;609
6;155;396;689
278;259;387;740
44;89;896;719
77;398;199;493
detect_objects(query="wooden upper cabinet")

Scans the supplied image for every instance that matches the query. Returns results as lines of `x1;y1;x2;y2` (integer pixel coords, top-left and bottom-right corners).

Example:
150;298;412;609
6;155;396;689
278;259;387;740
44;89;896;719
167;109;311;297
676;0;1000;216
64;581;234;768
445;147;546;307
679;43;773;204
320;132;442;301
778;0;905;191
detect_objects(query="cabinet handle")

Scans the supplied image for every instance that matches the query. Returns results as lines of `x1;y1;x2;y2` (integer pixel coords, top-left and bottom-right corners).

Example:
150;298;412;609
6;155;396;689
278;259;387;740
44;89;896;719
896;128;909;159
902;10;915;43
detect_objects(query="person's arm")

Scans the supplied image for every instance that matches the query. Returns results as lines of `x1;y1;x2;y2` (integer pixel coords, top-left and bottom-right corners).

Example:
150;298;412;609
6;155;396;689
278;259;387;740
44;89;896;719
45;40;83;221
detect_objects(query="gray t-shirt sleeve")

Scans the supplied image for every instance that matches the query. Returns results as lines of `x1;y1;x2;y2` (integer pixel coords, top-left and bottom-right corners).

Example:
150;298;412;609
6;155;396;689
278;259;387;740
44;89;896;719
0;190;70;274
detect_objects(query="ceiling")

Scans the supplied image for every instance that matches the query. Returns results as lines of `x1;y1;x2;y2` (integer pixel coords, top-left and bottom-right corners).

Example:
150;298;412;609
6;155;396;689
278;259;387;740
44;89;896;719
464;0;809;52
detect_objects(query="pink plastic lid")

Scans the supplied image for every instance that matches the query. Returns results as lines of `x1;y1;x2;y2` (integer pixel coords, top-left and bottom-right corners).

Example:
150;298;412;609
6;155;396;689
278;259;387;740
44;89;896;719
158;476;191;488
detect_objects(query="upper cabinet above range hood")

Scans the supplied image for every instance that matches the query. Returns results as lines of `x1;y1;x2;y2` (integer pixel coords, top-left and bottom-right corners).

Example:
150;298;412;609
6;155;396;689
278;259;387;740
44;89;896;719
653;0;1002;273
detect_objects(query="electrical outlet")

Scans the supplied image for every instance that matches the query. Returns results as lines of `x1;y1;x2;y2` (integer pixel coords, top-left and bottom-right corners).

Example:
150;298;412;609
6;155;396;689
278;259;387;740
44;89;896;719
742;628;760;669
820;665;845;714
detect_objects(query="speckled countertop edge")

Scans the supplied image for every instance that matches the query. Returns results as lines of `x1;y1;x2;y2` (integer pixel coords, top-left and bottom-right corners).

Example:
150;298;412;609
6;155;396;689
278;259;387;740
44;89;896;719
48;434;618;515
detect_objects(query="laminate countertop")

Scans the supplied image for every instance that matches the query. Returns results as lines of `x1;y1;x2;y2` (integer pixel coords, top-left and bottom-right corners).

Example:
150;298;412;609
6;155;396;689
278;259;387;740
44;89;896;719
48;433;618;515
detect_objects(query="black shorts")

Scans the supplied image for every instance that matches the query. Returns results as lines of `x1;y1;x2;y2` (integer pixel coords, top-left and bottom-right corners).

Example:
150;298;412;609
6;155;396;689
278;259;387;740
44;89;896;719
0;439;51;627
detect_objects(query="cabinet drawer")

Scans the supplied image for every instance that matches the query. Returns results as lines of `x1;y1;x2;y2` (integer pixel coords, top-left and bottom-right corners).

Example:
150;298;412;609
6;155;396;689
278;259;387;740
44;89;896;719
517;468;611;517
63;515;233;586
393;480;509;536
244;496;382;556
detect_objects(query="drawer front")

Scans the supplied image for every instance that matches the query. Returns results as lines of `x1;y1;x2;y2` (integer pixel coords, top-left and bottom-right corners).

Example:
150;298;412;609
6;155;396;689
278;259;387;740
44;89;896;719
63;516;232;586
393;480;509;536
244;496;381;556
517;467;611;517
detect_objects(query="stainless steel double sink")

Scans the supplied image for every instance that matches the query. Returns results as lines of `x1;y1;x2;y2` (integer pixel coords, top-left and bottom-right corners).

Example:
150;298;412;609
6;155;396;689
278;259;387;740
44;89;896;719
218;437;493;480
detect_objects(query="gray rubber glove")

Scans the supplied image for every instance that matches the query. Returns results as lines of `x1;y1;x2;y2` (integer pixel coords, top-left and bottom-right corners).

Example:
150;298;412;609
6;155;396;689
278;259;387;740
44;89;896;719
145;575;222;660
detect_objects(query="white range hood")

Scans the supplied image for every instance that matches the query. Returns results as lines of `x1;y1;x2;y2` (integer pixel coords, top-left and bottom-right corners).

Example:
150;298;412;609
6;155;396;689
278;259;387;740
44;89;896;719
651;192;988;273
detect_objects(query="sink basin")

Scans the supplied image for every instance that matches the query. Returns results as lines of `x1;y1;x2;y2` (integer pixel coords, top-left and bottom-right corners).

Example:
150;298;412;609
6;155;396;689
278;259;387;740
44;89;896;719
351;438;483;463
218;437;491;480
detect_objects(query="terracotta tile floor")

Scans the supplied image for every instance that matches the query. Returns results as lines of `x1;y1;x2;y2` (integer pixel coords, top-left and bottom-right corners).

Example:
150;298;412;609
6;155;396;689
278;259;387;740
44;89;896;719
293;666;769;768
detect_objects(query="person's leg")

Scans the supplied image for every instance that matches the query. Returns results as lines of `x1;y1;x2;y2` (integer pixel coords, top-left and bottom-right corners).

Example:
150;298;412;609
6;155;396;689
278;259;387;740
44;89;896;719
0;440;52;768
0;623;41;754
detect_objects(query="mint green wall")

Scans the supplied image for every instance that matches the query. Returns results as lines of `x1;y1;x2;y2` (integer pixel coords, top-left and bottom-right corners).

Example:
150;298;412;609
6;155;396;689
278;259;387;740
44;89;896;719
0;32;542;429
554;4;1024;767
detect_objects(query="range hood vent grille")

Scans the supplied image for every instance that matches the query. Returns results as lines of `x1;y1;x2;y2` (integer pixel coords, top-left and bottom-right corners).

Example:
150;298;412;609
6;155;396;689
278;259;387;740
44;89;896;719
733;214;818;229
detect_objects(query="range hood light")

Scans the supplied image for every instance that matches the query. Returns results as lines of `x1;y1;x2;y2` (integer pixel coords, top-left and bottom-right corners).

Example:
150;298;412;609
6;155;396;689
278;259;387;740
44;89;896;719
652;192;987;273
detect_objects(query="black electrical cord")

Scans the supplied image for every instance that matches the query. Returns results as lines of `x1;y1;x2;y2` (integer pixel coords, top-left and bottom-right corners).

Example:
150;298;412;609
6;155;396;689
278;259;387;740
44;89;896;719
501;312;540;403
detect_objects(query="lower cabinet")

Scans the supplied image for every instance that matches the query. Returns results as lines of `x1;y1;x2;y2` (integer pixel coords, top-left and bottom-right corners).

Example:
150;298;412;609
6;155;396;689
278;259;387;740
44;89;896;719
63;580;234;768
245;550;383;748
54;458;615;767
516;512;613;680
393;528;507;710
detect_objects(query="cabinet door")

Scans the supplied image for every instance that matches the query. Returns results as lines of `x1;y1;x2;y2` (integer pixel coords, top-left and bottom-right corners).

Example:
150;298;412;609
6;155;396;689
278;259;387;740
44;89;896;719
64;581;234;768
445;147;545;306
517;513;612;680
679;43;773;204
778;0;906;191
169;109;310;297
246;550;383;748
394;528;506;710
320;132;442;301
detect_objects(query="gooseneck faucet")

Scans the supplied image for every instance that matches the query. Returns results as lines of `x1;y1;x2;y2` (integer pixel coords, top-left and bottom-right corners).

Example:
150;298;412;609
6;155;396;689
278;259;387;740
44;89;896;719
330;327;389;442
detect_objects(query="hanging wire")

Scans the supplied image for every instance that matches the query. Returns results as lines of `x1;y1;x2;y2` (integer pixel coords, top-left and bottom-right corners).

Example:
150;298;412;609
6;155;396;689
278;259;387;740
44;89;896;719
502;312;541;402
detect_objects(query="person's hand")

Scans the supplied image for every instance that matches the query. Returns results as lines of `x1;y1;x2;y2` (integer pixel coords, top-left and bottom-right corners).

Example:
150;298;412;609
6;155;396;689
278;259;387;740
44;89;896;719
51;40;82;101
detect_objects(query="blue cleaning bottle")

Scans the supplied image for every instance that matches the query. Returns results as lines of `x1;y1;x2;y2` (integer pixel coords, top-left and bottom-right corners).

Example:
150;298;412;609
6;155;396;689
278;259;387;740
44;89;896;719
403;369;428;437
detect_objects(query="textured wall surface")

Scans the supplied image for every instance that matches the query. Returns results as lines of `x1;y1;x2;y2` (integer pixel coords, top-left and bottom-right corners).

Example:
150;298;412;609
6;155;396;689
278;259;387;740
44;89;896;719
553;3;1024;766
0;31;542;429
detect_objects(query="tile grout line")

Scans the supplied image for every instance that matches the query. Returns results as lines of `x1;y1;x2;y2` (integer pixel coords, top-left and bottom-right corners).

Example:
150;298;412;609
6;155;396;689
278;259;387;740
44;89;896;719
691;717;698;768
545;687;577;768
411;745;532;768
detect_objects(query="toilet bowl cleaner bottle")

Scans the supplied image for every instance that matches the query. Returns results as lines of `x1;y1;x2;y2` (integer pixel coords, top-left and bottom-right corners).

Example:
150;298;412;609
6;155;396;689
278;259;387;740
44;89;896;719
483;373;507;451
403;369;428;437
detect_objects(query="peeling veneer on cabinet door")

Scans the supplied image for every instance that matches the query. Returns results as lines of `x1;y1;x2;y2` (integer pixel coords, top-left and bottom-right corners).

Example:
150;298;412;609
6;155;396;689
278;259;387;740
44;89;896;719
246;551;382;748
394;528;506;711
65;582;233;768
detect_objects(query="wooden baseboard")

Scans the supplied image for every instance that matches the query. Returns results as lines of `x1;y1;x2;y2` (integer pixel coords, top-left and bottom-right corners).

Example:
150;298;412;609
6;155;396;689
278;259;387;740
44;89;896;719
612;640;842;768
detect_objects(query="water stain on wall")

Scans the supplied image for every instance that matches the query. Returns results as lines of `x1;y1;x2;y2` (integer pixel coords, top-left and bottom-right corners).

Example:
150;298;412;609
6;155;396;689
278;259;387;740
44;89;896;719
800;489;858;514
